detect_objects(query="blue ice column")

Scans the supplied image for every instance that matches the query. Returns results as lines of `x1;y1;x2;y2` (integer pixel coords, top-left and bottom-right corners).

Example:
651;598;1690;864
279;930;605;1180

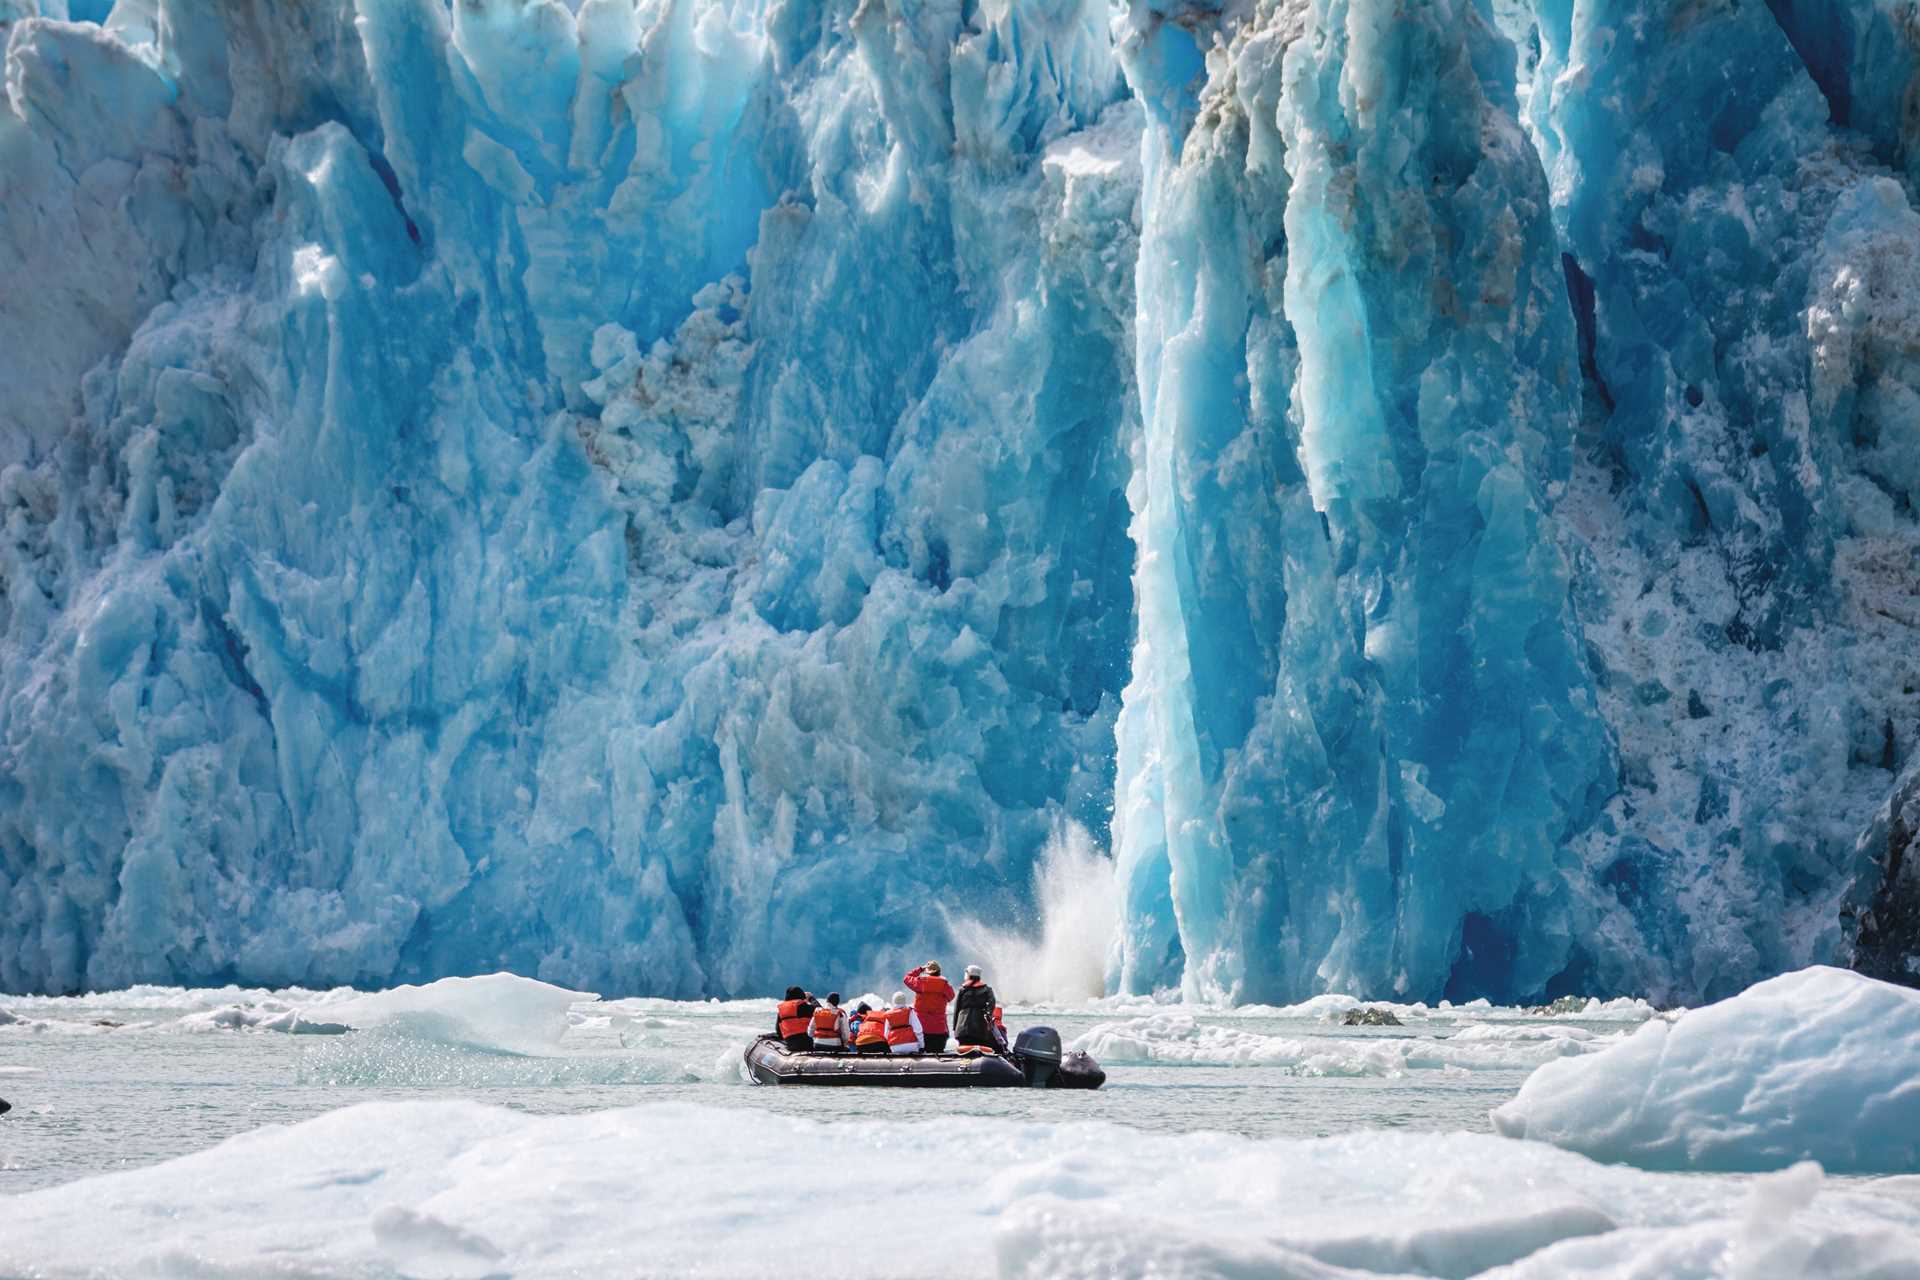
1278;0;1613;1002
1111;7;1305;1000
1115;0;1612;1003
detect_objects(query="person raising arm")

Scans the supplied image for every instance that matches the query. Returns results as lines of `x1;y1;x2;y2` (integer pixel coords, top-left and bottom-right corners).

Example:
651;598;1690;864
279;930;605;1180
903;961;953;1053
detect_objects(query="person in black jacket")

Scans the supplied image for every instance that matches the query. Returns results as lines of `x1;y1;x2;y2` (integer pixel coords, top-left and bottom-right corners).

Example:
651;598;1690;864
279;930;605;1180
951;965;1001;1050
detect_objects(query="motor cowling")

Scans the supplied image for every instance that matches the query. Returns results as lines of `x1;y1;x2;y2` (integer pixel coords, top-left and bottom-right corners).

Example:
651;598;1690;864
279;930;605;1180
1012;1025;1063;1088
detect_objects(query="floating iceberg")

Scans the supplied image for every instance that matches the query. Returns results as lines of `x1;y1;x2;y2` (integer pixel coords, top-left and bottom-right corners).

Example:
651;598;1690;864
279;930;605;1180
1492;966;1920;1174
3;1099;1920;1279
174;1003;347;1035
173;972;591;1049
303;972;594;1055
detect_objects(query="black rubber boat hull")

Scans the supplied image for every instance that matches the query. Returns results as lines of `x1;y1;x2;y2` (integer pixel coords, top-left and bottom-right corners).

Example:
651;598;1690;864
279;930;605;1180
744;1032;1104;1088
746;1037;1029;1086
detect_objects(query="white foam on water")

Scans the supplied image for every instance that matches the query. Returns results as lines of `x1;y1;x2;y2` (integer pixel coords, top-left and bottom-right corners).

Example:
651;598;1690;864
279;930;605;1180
946;821;1120;1004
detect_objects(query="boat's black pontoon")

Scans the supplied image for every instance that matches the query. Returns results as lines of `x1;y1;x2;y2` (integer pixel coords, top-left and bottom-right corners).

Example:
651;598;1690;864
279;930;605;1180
744;1025;1105;1089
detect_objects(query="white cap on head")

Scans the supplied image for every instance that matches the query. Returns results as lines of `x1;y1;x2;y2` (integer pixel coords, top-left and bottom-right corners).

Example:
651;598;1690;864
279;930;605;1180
965;964;983;979
892;991;911;1007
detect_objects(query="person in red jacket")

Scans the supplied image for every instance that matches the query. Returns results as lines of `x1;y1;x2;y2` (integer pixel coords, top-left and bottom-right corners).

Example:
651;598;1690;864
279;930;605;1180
903;961;954;1053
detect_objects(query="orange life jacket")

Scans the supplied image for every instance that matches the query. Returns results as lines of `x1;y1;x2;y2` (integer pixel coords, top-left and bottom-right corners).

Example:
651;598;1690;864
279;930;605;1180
854;1012;887;1045
777;999;811;1039
993;1005;1005;1031
884;1007;918;1048
810;1007;844;1043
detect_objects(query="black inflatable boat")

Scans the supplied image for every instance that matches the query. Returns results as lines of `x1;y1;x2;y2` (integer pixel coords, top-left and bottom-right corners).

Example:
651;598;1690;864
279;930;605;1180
745;1026;1104;1089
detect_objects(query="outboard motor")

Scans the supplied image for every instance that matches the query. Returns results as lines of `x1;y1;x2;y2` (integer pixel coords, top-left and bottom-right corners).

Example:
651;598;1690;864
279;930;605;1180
1012;1026;1063;1088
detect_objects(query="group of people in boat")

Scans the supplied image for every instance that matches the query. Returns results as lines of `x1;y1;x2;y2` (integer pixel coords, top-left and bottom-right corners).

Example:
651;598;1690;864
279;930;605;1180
774;961;1007;1055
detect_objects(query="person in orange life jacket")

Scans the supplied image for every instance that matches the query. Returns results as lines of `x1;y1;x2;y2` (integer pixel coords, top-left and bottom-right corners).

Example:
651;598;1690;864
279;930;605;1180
810;992;849;1051
775;986;818;1051
853;1002;890;1054
992;1002;1008;1052
951;964;1001;1050
882;991;924;1054
903;961;954;1053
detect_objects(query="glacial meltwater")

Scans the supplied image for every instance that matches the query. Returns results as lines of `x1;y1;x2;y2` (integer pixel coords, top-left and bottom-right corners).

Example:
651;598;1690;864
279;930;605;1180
0;985;1643;1194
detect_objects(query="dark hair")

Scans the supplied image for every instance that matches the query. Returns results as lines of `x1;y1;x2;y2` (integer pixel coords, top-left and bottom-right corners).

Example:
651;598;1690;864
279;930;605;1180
855;1002;871;1014
784;986;805;1000
827;992;841;1006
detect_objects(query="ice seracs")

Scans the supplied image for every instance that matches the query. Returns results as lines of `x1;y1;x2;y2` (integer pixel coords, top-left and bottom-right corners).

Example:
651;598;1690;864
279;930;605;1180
1492;966;1920;1174
6;0;1920;1004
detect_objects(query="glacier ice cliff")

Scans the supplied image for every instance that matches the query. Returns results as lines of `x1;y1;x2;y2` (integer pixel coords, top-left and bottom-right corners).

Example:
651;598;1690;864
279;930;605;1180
2;0;1920;1003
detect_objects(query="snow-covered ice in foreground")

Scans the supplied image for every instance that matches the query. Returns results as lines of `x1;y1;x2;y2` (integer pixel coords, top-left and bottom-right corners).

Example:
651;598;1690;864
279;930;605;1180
1492;966;1920;1174
2;1100;1918;1279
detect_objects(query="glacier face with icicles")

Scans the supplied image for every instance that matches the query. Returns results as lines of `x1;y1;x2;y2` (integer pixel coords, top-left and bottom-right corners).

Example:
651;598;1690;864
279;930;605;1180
3;0;1920;1004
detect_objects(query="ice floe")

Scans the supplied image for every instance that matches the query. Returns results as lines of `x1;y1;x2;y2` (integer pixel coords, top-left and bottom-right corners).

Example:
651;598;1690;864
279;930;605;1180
1492;966;1920;1174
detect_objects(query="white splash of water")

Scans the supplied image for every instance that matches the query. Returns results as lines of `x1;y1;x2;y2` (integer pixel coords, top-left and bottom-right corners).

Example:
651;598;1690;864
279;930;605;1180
945;821;1119;1004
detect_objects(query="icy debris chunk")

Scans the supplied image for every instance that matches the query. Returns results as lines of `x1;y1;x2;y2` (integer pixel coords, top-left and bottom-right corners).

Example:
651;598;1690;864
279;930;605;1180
175;1004;347;1035
308;974;597;1055
1492;966;1920;1174
1069;1012;1615;1074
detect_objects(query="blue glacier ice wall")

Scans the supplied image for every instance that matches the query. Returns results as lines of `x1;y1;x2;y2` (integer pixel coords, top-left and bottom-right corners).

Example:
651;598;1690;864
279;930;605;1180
0;0;1139;995
1519;0;1920;998
1105;0;1920;1003
4;0;1920;1002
